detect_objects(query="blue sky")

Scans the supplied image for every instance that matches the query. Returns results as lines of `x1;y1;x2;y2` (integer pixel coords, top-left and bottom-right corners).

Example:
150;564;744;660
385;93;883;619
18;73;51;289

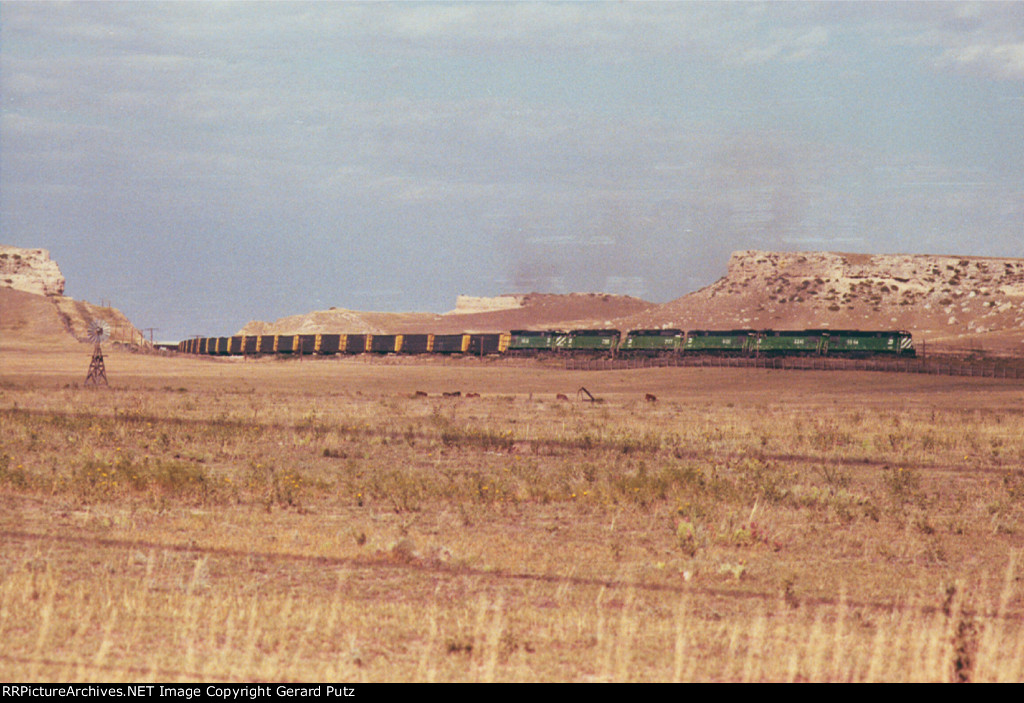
2;2;1022;341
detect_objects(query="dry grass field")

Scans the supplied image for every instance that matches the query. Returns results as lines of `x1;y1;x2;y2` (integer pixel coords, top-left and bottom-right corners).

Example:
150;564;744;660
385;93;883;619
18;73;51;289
1;341;1023;681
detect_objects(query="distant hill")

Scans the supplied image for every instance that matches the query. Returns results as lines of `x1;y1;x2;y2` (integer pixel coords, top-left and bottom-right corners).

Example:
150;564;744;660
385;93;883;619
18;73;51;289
238;293;656;336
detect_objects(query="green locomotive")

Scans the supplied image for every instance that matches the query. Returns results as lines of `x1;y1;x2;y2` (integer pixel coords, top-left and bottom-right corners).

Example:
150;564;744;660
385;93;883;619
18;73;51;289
619;329;684;356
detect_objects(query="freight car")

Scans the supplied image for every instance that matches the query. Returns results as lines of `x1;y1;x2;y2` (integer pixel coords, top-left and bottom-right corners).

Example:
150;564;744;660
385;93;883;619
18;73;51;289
467;333;507;355
432;334;470;354
398;334;431;354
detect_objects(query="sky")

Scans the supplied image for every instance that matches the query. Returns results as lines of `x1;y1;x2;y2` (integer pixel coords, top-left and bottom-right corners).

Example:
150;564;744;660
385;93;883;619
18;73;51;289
2;2;1022;341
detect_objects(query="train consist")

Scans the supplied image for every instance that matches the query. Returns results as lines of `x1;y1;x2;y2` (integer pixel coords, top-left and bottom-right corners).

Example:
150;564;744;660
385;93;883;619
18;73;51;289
178;328;916;358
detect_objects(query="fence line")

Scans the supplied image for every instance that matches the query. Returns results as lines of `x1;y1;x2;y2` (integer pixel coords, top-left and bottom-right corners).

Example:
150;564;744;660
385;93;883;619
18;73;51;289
564;355;1024;379
178;347;1024;379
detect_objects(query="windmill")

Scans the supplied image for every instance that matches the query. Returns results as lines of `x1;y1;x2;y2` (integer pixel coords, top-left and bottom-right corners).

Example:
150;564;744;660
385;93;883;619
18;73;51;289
84;319;110;386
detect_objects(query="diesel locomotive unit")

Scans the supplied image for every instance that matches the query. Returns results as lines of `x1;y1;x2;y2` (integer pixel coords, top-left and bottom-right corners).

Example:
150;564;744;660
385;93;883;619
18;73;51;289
179;329;915;359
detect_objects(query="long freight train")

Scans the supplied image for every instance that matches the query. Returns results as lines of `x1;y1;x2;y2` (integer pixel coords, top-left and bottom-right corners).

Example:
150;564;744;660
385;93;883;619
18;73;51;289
178;328;916;358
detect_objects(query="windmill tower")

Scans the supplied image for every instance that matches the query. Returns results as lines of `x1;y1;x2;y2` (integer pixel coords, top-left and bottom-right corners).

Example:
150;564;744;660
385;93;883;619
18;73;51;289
84;319;110;386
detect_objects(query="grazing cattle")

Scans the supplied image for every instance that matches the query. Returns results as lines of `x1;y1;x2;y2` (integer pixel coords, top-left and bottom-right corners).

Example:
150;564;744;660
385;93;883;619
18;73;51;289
645;393;657;403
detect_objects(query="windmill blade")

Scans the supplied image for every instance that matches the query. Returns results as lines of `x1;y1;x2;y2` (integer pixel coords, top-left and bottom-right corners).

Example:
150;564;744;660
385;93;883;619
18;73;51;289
87;319;111;344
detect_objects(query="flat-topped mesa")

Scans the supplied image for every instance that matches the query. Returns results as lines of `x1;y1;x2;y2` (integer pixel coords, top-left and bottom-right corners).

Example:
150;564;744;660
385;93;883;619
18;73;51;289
446;295;525;315
0;246;66;297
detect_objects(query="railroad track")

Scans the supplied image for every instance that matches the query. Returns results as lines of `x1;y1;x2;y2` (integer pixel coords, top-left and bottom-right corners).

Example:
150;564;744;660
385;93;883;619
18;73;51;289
566;355;1024;379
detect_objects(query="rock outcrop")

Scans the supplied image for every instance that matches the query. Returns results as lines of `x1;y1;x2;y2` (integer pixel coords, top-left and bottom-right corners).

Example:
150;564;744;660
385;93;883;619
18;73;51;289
0;246;65;297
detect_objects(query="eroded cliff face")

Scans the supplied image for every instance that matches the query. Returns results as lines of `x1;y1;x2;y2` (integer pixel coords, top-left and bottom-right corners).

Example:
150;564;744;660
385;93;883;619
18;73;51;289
0;246;65;297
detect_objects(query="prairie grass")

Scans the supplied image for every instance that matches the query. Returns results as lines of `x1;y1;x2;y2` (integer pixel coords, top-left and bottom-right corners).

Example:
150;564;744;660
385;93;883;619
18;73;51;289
1;348;1023;681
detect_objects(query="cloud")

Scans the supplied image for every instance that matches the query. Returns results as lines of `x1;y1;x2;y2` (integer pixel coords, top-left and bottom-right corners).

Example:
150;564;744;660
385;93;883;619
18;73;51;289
731;24;831;66
937;42;1024;79
876;2;1024;80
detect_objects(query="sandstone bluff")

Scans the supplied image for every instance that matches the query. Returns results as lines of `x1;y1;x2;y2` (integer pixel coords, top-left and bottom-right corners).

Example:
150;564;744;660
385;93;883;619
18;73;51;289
0;246;65;297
